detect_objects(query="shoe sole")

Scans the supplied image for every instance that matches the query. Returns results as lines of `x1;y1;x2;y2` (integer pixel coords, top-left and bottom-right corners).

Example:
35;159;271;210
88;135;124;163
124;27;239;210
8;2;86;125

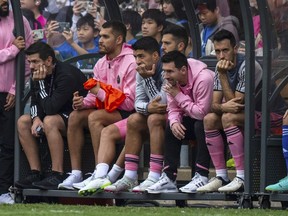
132;189;147;193
146;189;178;194
179;189;197;193
78;183;111;196
58;185;76;190
73;185;84;190
218;186;244;193
104;188;132;193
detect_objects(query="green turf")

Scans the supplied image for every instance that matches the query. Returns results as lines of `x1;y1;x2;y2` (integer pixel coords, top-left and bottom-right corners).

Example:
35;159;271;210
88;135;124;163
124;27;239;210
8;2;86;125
0;204;287;216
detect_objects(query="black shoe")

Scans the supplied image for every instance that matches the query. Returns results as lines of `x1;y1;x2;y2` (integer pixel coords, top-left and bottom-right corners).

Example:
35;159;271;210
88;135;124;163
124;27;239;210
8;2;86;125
14;170;42;189
32;171;66;190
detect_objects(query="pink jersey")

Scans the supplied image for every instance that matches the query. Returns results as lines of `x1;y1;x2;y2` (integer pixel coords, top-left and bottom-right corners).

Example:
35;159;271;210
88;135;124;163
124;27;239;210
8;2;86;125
167;58;214;127
83;44;137;111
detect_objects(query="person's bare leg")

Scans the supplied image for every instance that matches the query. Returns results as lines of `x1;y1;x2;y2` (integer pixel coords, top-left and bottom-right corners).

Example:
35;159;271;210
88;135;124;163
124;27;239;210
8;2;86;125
124;113;147;155
17;114;41;171
147;113;166;155
95;124;124;181
88;109;122;164
67;109;94;170
43;115;67;173
97;124;122;164
114;148;125;168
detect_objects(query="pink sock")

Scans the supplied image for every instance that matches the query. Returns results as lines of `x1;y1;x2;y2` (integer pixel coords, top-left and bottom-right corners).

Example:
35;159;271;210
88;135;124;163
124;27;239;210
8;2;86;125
224;126;244;170
205;130;226;170
149;154;164;174
124;154;139;171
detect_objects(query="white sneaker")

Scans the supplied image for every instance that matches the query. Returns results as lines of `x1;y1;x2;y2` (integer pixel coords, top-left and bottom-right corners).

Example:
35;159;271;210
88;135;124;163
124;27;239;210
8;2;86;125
132;176;158;193
58;173;83;190
104;176;138;193
218;177;244;192
179;172;208;193
146;173;178;194
0;193;14;204
78;177;111;196
72;171;96;190
196;176;230;193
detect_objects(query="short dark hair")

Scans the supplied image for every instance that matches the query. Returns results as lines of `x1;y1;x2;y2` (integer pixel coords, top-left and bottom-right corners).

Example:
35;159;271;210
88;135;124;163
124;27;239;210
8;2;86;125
196;0;217;12
38;0;48;12
132;36;160;55
213;29;236;47
122;9;142;36
25;41;56;64
142;9;166;27
161;50;188;69
162;24;188;50
76;13;97;32
102;20;127;43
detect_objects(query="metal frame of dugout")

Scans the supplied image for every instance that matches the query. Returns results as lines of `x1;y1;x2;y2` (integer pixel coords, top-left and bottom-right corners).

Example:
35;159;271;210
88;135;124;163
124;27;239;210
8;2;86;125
12;0;288;208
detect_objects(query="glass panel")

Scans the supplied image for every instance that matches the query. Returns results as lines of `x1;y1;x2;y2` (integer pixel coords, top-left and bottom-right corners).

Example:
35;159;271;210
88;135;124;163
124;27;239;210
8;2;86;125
267;0;288;135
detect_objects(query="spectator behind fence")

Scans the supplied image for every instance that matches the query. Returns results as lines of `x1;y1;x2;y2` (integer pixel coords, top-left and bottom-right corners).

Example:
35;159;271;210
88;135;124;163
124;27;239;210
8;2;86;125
22;8;44;42
71;0;102;41
122;9;142;45
57;20;137;191
21;8;42;30
162;0;187;27
14;42;87;191
45;13;99;64
103;36;167;193
146;50;214;194
141;9;166;44
20;0;48;28
62;13;100;68
0;0;34;205
195;0;240;56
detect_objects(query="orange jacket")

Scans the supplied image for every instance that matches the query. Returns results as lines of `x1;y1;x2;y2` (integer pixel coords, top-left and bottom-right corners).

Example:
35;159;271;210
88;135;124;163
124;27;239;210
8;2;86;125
83;78;126;112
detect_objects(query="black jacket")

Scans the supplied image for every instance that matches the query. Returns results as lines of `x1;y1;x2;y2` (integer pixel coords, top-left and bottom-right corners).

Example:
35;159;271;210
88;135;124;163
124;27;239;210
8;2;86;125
30;61;87;120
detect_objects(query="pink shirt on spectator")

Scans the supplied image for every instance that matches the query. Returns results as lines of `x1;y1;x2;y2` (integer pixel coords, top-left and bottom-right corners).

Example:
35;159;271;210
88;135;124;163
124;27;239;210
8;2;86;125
37;14;47;29
0;11;34;95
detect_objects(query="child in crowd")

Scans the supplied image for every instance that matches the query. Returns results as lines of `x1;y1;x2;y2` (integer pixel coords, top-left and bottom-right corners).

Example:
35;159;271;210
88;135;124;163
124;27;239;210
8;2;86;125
141;9;166;44
46;14;99;68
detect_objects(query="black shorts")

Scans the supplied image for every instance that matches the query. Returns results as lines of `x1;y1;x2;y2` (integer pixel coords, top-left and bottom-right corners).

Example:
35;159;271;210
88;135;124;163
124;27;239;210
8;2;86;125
118;109;135;119
58;112;70;127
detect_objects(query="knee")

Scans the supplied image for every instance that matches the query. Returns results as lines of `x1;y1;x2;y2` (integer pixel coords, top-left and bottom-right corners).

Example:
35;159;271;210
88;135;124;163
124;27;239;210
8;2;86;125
68;111;84;128
221;113;235;127
43;116;57;131
127;113;145;130
88;110;101;125
203;113;218;130
17;115;31;131
147;114;166;128
101;125;119;141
